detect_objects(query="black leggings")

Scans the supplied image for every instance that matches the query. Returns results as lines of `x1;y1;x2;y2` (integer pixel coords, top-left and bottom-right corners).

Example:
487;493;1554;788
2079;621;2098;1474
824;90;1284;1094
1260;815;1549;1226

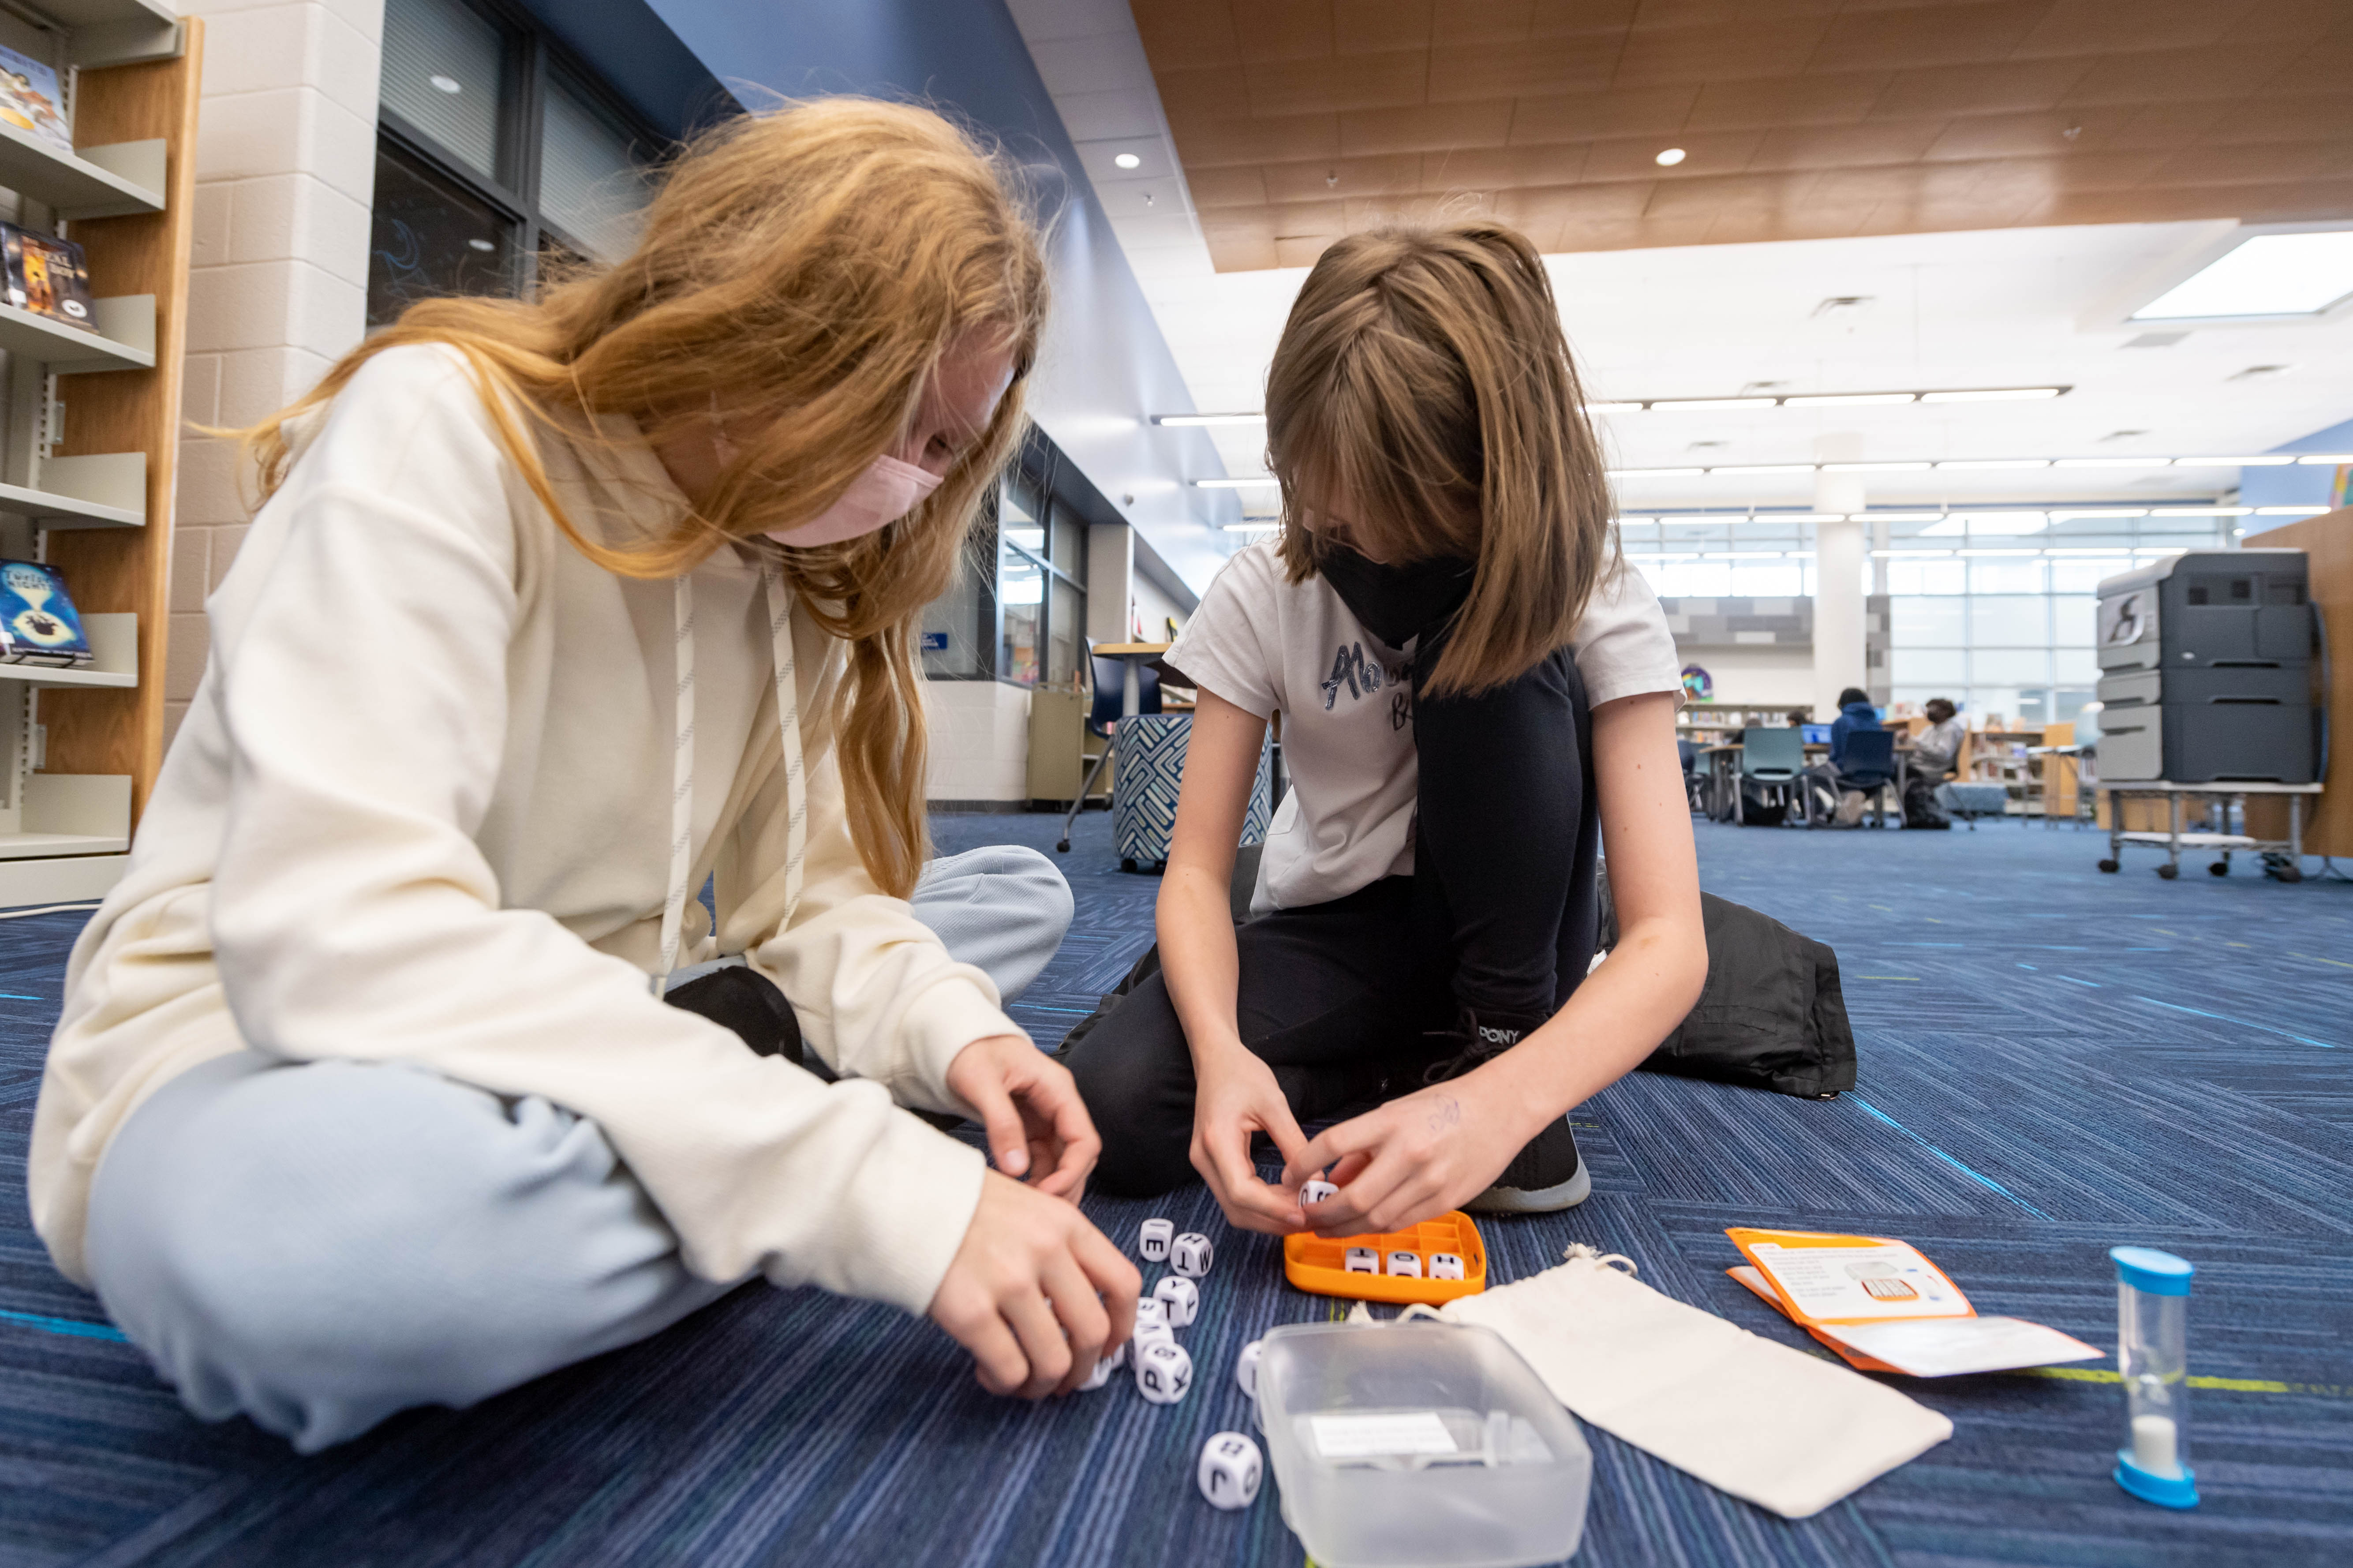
1066;641;1600;1196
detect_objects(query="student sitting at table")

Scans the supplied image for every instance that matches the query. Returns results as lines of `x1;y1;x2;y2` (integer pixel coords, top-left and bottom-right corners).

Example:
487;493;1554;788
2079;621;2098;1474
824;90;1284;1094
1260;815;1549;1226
1912;697;1965;778
1804;687;1888;826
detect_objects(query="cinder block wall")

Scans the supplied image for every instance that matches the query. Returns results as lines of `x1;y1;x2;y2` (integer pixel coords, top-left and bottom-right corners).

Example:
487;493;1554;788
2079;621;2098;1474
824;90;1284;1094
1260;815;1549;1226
165;0;383;748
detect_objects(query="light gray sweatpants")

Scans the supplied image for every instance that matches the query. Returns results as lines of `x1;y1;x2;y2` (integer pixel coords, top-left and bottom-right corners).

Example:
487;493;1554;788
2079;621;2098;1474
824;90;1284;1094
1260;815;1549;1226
81;844;1071;1453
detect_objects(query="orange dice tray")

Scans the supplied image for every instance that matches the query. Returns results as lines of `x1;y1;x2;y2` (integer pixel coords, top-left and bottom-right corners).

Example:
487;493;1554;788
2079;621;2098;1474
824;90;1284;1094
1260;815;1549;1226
1282;1209;1488;1305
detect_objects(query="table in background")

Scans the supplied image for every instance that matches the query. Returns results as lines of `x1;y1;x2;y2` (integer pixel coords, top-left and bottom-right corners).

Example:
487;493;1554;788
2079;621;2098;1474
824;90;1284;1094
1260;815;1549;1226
1091;641;1173;718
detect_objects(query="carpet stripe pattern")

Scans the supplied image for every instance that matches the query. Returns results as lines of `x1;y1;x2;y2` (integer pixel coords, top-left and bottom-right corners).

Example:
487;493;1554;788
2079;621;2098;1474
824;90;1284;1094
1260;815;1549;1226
0;812;2345;1565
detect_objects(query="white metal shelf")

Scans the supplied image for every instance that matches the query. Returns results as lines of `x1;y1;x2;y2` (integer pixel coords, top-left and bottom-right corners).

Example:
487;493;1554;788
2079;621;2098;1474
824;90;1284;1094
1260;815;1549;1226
0;611;135;688
0;829;126;860
0;295;153;373
0;123;162;216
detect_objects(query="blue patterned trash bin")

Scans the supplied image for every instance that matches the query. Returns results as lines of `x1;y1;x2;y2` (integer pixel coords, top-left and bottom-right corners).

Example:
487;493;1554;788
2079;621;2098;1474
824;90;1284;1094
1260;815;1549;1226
1111;715;1274;869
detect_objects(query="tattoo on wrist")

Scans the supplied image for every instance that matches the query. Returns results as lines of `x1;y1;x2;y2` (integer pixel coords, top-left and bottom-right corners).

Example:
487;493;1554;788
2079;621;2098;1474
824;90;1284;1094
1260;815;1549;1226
1426;1096;1461;1135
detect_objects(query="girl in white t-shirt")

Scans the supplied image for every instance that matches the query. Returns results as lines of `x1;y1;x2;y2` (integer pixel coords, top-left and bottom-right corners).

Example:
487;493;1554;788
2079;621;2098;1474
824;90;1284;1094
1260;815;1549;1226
1066;223;1707;1236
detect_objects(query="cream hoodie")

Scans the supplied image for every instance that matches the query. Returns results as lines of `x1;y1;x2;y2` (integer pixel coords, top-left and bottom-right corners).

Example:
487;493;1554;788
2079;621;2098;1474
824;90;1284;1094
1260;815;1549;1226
29;345;1010;1314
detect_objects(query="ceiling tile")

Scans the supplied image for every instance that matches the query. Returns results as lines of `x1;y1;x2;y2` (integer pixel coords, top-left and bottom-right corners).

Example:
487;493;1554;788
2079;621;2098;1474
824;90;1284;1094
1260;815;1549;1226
2106;100;2237;152
1053;87;1169;142
1187;165;1272;209
2231;0;2349;45
1129;0;1244;71
1420;141;1590;191
1159;66;1255;129
1867;57;2095;118
1168;108;1342;168
1686;71;1899;131
1208;231;1282;269
2059;43;2295;104
1276;233;1341;265
2255;32;2353;94
1340;99;1515;155
1612;17;1836;86
1264;153;1427;201
2011;0;2259;58
1919;108;2134;162
1508;85;1701;144
1629;0;1841;27
1582;130;1769;182
1247;49;1431;116
1232;0;1339;63
1806;2;2048;73
1338;0;1436;54
1526;0;1642;37
2153;141;2353;188
1748;119;1948;171
2203;93;2353;147
1429;0;1537;45
1429;34;1622;101
1640;169;1826;217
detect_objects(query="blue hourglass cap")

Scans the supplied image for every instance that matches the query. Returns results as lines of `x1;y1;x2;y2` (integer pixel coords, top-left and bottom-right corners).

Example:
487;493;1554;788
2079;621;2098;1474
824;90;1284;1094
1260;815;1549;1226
2110;1246;2194;1298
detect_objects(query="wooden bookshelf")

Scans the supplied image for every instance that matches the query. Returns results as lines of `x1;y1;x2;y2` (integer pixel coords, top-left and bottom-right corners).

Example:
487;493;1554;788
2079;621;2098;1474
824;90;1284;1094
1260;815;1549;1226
0;2;195;903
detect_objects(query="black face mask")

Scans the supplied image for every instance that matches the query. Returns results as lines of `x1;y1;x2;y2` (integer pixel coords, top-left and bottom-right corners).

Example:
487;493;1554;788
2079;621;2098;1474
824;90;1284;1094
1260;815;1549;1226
1317;543;1475;647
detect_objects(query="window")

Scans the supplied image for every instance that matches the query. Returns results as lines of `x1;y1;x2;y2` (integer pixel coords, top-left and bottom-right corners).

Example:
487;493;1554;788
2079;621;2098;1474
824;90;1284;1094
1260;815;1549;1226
924;472;1089;686
370;0;659;326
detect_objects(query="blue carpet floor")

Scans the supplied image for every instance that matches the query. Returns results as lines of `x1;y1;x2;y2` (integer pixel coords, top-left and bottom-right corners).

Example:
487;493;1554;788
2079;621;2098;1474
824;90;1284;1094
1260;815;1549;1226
1;812;2348;1566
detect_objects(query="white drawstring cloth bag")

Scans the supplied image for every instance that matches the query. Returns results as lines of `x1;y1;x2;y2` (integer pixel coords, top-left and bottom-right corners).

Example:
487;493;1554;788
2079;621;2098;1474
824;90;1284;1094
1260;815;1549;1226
1425;1245;1953;1519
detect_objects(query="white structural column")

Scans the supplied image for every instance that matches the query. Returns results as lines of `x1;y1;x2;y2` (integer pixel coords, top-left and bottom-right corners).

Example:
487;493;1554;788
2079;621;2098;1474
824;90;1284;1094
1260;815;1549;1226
1812;440;1868;720
166;0;385;748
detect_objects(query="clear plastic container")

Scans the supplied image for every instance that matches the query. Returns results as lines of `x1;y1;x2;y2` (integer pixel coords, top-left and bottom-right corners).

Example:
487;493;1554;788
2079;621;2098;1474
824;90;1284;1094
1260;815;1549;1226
2110;1245;2199;1508
1254;1319;1590;1568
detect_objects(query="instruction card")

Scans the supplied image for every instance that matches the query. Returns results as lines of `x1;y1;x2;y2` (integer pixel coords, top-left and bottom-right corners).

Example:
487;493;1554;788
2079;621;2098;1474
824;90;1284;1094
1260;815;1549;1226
1308;1411;1458;1460
1725;1229;2103;1378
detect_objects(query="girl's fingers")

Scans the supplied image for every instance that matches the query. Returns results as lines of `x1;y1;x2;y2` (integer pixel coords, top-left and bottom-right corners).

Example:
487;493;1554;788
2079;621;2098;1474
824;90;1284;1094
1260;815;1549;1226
1072;1221;1141;1342
1040;1252;1111;1395
961;1073;1033;1179
1000;1284;1072;1399
959;1311;1029;1395
1284;1109;1387;1190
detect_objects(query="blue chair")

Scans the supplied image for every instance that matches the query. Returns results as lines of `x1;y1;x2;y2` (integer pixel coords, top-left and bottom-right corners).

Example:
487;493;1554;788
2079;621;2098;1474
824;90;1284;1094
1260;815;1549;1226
1837;728;1898;828
1735;726;1805;825
1677;738;1706;814
1055;648;1160;854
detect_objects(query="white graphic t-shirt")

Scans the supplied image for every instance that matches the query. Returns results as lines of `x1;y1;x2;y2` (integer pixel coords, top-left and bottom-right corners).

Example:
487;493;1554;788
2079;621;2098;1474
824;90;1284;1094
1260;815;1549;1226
1163;541;1680;915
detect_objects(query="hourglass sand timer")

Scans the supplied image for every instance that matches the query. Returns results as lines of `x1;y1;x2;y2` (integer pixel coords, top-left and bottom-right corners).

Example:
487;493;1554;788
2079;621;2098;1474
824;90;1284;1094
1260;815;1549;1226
2110;1246;2199;1508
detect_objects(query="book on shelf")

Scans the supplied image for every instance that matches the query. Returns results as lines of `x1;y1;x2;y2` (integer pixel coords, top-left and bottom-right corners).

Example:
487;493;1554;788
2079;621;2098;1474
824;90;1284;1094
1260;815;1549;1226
0;47;70;157
0;560;93;666
0;223;96;331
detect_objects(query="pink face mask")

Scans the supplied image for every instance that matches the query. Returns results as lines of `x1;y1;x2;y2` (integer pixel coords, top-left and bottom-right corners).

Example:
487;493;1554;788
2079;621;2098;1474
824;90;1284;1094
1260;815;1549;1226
763;455;944;548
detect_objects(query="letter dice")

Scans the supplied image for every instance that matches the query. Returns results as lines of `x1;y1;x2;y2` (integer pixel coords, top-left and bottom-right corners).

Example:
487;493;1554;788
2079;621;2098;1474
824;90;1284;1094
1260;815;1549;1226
1171;1232;1214;1279
1134;1297;1169;1335
1430;1252;1466;1281
1300;1179;1338;1206
1077;1336;1129;1391
1136;1339;1193;1404
1197;1431;1263;1510
1387;1250;1422;1278
1139;1218;1174;1261
1153;1275;1200;1328
1234;1339;1264;1400
1344;1246;1378;1274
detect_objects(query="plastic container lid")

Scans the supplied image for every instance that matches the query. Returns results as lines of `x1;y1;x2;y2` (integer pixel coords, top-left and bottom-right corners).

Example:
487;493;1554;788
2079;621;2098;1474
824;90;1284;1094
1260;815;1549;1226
2110;1246;2194;1297
1254;1319;1590;1568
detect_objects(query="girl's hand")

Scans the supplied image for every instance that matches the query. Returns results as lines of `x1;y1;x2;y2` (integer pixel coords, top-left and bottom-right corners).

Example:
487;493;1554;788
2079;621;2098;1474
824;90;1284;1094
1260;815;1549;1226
929;1169;1139;1397
1280;1070;1532;1237
945;1034;1100;1201
1189;1045;1313;1234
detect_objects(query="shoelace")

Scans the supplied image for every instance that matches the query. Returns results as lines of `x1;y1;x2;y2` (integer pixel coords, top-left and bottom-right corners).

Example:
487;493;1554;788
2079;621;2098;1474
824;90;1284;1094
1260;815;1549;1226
1418;1012;1520;1086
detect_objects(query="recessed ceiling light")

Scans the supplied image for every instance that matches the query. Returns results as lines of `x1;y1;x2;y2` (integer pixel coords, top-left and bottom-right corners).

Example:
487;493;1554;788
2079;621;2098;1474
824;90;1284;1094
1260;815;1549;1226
430;74;461;94
2133;230;2353;320
467;238;494;252
1655;147;1686;166
1113;152;1142;170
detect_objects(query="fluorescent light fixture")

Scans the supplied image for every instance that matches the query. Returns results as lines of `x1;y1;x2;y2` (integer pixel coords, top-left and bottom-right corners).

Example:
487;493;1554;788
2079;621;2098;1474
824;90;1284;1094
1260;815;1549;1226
1221;520;1281;531
2256;505;2330;515
2171;455;2291;466
1612;516;1657;525
1707;550;1787;559
1607;466;1707;477
2208;506;2256;515
1157;413;1265;426
2132;230;2353;320
1669;513;1760;524
1946;513;2052;535
1874;547;1953;557
1650;397;1777;411
1655;147;1687;166
1709;463;1815;474
1958;548;2043;557
1586;401;1644;414
1193;476;1279;487
1822;461;1931;472
2050;508;2149;520
2295;453;2353;464
1113;152;1142;170
1916;387;2064;403
1771;513;1848;523
1782;393;1918;407
1859;511;1946;523
1934;458;2051;470
2052;457;2170;468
